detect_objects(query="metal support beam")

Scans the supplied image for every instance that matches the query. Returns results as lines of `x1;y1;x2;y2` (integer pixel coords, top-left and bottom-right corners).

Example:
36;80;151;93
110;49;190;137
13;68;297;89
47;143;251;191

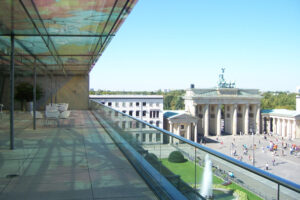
33;62;36;130
10;34;14;150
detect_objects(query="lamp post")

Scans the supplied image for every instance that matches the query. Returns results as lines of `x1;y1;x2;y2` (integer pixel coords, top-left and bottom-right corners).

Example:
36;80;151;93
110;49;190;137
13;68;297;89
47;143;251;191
251;129;255;166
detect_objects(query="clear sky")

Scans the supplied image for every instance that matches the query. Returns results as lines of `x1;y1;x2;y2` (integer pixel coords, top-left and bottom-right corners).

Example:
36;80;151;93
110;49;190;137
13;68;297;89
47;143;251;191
90;0;300;92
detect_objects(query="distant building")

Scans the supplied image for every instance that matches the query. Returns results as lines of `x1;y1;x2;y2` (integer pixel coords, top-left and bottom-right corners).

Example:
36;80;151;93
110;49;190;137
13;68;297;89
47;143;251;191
90;95;164;144
163;110;198;143
261;91;300;139
183;69;262;142
90;95;163;128
163;69;262;143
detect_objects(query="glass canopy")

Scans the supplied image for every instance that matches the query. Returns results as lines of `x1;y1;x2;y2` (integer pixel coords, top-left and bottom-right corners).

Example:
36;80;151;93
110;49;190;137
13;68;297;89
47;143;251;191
0;0;138;76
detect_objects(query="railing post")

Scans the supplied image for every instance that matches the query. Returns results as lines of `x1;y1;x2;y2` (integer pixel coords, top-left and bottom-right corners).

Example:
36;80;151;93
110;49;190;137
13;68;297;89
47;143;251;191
10;34;14;150
277;184;280;200
33;61;36;130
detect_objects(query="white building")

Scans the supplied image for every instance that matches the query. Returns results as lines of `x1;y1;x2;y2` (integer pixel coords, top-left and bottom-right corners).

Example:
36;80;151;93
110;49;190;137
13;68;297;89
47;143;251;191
261;90;300;139
90;95;164;128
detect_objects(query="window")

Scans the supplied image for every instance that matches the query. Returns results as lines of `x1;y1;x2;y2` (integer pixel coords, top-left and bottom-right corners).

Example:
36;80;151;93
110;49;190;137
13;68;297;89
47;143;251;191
136;123;140;128
136;134;139;141
122;102;126;107
150;111;152;118
122;110;126;113
142;111;146;116
142;123;146;128
122;121;126;129
156;111;159;118
199;106;202;112
129;121;133;128
136;102;140;106
156;103;159;107
143;102;146;106
129;111;133;116
129;102;133;107
250;106;252;111
211;106;214;112
150;121;153;125
115;102;119;107
238;106;241;111
156;133;161;142
136;111;140;117
114;112;118;117
142;133;146;142
149;133;152;142
153;111;156;118
227;106;230;111
101;102;105;105
108;102;112;106
156;121;160;127
180;125;185;129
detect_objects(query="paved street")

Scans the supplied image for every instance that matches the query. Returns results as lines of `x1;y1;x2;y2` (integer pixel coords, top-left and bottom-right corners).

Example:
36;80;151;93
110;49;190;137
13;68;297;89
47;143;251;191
204;134;300;185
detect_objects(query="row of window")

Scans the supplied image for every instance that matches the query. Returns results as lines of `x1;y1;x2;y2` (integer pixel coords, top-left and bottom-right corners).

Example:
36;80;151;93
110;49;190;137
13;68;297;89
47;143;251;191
103;101;161;107
137;133;161;143
121;110;160;118
115;120;161;129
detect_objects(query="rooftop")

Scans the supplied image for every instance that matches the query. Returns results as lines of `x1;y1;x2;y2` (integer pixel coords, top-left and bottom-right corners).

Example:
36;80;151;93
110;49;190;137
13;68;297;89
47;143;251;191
261;109;300;118
90;95;164;99
0;110;157;200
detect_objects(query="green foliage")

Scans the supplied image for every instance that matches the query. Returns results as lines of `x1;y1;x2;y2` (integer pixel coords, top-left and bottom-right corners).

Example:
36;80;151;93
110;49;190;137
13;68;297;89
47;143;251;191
168;151;186;163
261;92;296;110
15;82;43;102
90;89;185;110
234;190;248;200
145;153;159;163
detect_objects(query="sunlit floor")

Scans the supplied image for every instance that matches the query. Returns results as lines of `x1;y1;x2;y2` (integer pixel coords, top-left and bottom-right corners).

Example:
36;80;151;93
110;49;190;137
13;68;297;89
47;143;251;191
0;110;157;200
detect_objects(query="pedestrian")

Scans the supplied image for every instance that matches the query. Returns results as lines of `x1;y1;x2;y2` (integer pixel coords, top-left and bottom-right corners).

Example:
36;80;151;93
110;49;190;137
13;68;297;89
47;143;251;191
272;159;275;166
265;163;269;170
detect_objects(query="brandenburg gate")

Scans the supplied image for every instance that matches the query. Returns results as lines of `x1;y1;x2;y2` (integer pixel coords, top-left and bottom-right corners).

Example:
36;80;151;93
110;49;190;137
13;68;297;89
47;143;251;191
184;69;262;137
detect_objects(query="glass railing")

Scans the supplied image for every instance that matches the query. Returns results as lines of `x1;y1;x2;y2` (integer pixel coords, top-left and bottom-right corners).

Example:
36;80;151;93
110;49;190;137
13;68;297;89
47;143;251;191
90;100;300;200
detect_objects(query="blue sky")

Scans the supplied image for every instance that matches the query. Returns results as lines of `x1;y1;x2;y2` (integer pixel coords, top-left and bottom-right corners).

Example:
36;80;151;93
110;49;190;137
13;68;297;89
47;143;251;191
90;0;300;92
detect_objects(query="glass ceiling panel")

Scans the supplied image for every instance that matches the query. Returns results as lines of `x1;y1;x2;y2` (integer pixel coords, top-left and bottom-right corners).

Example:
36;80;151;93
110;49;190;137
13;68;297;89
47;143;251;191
0;0;138;75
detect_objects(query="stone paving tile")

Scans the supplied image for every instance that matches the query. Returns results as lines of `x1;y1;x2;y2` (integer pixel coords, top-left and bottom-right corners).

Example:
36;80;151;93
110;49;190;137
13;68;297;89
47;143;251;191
1;182;93;200
0;110;157;200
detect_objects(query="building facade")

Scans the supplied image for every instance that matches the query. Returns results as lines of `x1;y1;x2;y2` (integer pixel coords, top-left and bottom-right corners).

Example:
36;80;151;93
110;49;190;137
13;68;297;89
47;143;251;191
90;95;164;144
261;91;300;139
163;111;199;143
184;87;262;139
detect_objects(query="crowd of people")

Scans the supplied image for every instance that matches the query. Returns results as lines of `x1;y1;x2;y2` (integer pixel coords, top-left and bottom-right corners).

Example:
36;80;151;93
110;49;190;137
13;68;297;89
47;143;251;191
216;131;300;171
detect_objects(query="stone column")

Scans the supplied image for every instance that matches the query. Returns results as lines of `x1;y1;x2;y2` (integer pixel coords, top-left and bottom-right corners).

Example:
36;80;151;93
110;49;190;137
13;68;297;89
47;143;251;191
187;123;191;140
292;120;296;139
244;104;249;135
273;118;277;134
194;122;198;143
287;120;291;139
255;104;260;134
232;104;237;135
281;119;286;138
216;104;221;136
204;104;209;136
278;119;282;136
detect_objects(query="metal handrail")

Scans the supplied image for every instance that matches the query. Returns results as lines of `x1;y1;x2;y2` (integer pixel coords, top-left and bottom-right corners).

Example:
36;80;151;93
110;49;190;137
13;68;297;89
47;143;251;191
90;99;300;194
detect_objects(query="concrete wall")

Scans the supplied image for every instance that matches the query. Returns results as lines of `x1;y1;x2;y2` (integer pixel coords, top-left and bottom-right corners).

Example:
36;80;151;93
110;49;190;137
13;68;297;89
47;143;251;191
1;74;89;110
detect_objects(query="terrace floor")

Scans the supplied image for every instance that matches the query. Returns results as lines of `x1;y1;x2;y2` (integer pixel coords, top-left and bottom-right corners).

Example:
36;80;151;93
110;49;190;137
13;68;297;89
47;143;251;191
0;110;157;200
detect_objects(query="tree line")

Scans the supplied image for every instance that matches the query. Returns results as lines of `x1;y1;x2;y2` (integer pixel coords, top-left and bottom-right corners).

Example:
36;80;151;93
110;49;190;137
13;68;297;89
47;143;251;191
90;89;297;111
